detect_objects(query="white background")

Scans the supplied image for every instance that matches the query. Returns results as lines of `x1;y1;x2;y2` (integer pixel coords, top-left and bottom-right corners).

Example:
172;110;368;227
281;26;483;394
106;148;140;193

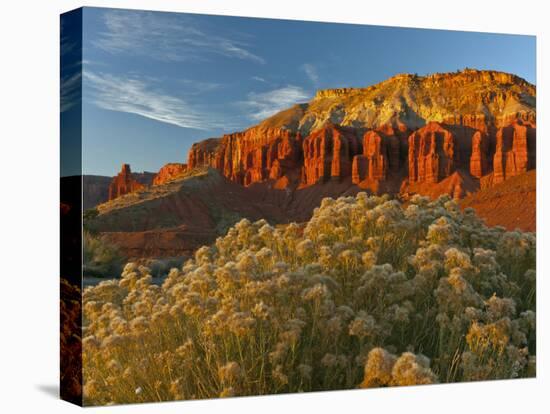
0;0;549;412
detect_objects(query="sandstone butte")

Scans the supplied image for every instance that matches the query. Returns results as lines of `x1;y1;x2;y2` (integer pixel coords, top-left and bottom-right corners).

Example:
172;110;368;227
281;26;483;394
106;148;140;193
107;164;154;201
109;69;536;203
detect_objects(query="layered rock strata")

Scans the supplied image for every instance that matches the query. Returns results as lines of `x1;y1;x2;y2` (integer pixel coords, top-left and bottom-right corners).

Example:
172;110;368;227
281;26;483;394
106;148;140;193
408;122;459;184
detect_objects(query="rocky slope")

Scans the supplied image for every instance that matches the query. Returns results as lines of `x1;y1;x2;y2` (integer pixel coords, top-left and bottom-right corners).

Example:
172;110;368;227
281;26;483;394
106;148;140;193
92;69;536;258
461;170;536;231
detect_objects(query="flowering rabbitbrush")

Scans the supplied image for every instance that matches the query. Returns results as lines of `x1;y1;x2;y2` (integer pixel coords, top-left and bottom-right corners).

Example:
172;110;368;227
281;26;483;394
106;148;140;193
81;194;536;404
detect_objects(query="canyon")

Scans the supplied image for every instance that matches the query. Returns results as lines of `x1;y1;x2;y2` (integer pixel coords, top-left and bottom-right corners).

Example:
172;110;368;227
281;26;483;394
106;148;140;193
87;69;536;259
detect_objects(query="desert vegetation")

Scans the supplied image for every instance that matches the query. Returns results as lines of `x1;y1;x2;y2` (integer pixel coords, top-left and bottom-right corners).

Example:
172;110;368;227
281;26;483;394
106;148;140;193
82;193;535;405
83;232;124;278
61;278;82;403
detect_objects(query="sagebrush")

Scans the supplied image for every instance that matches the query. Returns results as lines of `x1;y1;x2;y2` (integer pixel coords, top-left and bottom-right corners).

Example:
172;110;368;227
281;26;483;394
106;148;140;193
82;193;535;405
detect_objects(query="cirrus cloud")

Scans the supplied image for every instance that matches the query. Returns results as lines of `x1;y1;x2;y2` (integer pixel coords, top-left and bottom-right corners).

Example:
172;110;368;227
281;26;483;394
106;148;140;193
94;10;266;65
84;71;234;130
301;63;319;85
242;85;310;120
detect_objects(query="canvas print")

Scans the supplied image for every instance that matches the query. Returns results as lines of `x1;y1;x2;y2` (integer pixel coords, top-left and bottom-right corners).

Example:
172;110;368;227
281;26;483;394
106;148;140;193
60;7;536;406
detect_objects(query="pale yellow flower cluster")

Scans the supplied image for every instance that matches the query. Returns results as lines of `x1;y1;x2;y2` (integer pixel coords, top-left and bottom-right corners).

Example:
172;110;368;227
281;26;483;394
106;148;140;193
82;193;535;405
360;347;436;388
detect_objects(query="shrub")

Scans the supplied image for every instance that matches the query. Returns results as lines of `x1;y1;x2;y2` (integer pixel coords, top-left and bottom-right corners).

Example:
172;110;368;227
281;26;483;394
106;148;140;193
83;208;100;234
82;194;535;405
146;257;186;278
83;232;124;278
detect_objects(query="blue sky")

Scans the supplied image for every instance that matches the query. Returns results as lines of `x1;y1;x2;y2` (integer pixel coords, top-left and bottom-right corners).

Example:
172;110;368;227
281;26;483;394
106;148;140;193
74;7;535;176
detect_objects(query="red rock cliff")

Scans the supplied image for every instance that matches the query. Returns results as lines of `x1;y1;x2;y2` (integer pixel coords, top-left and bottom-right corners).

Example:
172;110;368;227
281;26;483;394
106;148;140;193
301;124;359;185
408;122;459;184
469;131;490;178
153;163;188;186
493;120;536;184
188;138;221;169
182;70;536;196
352;130;400;184
188;127;302;186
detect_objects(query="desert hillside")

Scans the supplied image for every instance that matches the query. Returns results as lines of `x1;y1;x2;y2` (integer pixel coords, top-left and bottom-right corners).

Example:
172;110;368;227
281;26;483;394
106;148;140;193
461;170;536;232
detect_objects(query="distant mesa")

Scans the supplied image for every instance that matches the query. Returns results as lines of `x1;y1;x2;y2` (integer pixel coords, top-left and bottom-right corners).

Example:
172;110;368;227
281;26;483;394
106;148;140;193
83;175;112;210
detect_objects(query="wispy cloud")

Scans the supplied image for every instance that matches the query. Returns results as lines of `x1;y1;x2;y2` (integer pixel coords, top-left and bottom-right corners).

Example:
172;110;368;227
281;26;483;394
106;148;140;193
301;63;319;85
242;86;310;120
178;79;223;95
94;10;266;64
60;18;81;112
60;18;79;59
84;71;231;130
61;72;81;112
252;76;267;83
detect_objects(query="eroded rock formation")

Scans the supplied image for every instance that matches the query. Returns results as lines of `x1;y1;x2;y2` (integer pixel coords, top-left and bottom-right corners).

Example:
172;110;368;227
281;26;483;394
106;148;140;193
108;164;145;201
352;130;400;184
470;131;490;178
183;70;535;194
93;70;538;260
153;163;188;186
301;124;359;185
408;122;459;184
188;138;221;169
187;127;302;187
493;121;536;184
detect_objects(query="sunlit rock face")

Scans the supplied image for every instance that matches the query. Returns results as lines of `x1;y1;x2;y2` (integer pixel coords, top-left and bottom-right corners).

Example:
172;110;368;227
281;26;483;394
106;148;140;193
300;124;359;185
182;69;535;195
108;164;145;201
187;127;302;187
153;163;188;186
493;120;536;184
351;130;400;184
408;122;459;184
470;131;490;178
